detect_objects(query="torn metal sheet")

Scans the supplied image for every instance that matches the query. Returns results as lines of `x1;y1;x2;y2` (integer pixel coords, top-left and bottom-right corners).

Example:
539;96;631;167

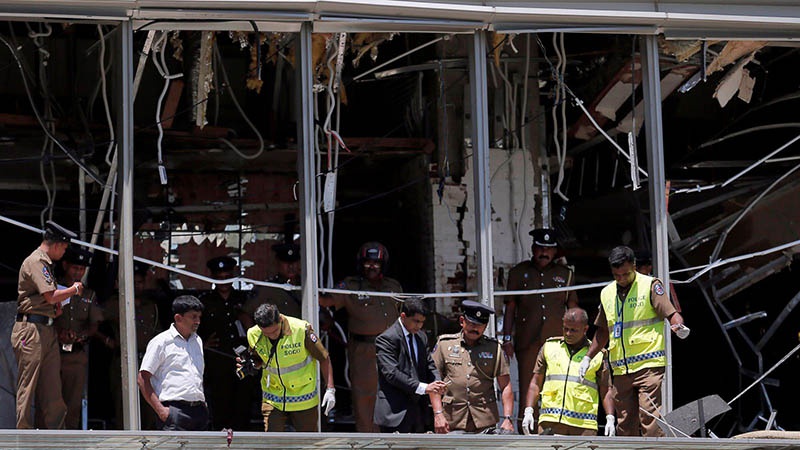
738;68;756;104
659;395;731;437
194;31;214;129
713;52;756;107
617;68;695;134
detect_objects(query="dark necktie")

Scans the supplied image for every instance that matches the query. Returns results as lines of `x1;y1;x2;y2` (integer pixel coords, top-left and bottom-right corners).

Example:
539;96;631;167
408;334;417;369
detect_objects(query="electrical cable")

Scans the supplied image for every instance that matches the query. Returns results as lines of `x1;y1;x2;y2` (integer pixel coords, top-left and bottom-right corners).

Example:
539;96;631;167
152;31;183;183
212;42;265;160
97;25;116;168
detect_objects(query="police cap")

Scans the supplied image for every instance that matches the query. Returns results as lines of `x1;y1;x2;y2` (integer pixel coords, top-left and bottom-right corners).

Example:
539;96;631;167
133;261;151;277
461;300;494;325
62;246;93;266
207;256;237;273
43;220;76;243
272;242;300;263
529;228;558;247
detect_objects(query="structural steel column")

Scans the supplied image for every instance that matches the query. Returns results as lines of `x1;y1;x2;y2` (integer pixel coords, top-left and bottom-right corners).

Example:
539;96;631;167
116;19;140;430
641;34;672;412
296;22;319;332
468;31;495;329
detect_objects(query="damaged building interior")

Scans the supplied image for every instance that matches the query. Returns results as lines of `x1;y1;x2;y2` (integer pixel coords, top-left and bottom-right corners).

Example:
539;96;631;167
1;2;799;447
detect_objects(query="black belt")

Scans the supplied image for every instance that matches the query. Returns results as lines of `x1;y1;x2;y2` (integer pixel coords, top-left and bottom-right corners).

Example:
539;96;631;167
16;313;54;326
163;400;206;408
351;333;377;343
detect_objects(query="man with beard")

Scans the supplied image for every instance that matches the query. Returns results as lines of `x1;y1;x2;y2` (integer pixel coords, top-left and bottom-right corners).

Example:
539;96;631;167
430;300;514;434
502;228;578;430
521;308;615;436
138;295;208;431
319;241;402;432
199;256;252;430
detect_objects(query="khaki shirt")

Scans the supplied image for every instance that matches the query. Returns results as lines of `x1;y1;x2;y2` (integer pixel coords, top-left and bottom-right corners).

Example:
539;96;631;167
506;262;577;349
105;293;163;352
432;331;510;431
331;276;402;336
54;285;102;334
594;278;677;329
17;248;58;317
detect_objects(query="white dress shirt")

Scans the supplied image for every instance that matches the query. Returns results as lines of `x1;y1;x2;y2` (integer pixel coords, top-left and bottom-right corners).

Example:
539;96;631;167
140;323;205;402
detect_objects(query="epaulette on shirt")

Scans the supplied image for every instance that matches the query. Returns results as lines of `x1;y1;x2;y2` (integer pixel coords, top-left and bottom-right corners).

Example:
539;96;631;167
545;336;565;343
436;333;461;343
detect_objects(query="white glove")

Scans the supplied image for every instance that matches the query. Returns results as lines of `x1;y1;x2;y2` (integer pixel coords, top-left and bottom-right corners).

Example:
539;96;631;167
578;355;591;379
604;414;616;436
673;324;690;339
521;406;535;435
321;387;336;416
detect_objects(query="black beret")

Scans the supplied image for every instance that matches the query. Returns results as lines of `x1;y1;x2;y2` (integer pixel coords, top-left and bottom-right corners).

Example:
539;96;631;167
62;246;93;266
207;256;237;273
43;221;76;243
272;242;300;262
133;261;151;277
529;228;558;247
461;300;494;325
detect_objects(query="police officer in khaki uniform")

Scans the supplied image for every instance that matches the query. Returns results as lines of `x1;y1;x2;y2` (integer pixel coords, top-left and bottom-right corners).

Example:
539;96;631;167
502;228;578;429
199;256;253;430
319;241;402;432
54;246;110;429
12;221;82;429
105;262;163;429
243;242;302;327
430;301;514;434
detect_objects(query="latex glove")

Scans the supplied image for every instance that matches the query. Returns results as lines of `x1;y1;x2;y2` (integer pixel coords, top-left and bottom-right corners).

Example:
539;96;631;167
604;414;616;436
672;323;690;339
321;388;336;416
578;355;591;379
521;406;535;435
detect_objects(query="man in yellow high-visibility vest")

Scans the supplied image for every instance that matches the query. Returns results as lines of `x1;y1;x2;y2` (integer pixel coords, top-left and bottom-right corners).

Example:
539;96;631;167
580;246;689;437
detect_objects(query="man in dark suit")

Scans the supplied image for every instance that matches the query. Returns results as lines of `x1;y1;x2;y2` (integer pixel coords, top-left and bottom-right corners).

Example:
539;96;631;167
374;298;447;433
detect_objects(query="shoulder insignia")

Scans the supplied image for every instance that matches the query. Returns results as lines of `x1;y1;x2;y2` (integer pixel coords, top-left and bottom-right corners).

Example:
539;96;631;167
653;282;665;296
545;336;563;342
336;280;347;289
309;332;318;343
42;266;53;285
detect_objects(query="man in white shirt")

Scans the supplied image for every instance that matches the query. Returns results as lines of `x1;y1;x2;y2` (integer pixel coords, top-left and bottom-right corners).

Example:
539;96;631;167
137;295;208;430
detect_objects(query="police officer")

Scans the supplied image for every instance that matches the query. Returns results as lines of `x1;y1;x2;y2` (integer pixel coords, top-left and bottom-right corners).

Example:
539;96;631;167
521;308;615;436
105;261;163;429
12;221;82;429
430;300;514;434
319;241;402;432
580;246;689;437
54;246;109;429
244;242;302;327
199;256;252;430
244;303;336;432
502;228;578;428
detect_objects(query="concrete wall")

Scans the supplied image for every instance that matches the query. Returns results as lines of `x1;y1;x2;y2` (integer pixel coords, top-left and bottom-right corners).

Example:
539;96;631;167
0;301;17;429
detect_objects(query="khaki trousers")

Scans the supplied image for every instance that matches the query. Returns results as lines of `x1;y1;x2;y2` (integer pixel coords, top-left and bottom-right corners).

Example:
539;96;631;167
348;339;380;432
613;367;665;437
60;349;88;429
538;421;596;436
515;341;543;428
12;322;67;429
261;401;318;432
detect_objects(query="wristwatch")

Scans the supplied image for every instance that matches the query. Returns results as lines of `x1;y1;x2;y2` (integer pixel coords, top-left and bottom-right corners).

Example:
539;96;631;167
502;335;512;342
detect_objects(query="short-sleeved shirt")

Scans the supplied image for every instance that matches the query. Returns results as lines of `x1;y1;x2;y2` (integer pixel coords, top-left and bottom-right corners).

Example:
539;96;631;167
432;331;510;430
331;276;402;336
506;261;577;348
532;338;612;393
139;324;205;402
54;284;103;334
594;278;677;330
251;316;328;364
17;248;58;317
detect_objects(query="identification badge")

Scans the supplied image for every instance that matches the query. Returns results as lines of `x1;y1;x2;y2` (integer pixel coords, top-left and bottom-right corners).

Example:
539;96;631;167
613;322;622;338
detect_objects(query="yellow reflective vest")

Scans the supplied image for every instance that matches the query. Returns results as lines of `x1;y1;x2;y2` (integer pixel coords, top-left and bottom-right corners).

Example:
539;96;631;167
539;337;603;430
600;272;666;376
247;316;318;411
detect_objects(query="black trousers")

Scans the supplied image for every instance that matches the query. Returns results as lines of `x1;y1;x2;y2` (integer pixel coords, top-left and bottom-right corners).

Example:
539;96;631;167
379;401;425;433
157;401;210;431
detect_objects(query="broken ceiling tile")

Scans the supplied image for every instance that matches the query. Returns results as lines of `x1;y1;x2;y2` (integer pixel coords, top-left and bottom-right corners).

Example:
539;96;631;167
595;80;636;121
706;41;766;76
738;68;756;104
616;70;692;134
714;53;755;108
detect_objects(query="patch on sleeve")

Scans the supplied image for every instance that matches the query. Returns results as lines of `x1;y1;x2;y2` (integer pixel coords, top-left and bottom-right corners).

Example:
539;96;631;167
309;332;318;343
654;282;665;296
336;281;346;289
42;266;53;285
